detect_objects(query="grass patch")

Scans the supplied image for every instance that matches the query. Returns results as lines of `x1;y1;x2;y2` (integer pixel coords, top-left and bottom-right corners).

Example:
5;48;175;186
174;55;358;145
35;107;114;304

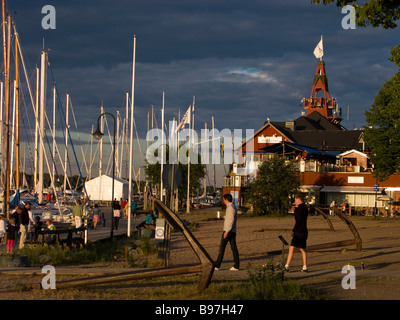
223;263;320;300
15;235;161;268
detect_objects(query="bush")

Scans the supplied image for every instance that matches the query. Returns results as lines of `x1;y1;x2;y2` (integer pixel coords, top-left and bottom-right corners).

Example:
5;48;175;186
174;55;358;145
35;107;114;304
226;262;319;300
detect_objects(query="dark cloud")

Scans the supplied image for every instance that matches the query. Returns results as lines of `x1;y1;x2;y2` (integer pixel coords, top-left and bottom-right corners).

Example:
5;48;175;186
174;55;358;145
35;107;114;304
6;0;400;179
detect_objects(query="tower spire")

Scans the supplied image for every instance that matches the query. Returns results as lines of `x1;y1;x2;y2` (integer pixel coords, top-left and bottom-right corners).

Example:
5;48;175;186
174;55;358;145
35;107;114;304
303;40;342;124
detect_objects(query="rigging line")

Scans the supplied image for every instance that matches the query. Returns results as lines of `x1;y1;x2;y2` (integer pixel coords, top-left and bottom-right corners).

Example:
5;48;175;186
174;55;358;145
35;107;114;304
48;65;88;200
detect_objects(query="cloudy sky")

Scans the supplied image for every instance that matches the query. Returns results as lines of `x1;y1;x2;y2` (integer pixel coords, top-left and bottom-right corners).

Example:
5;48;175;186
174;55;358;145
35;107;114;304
5;0;400;183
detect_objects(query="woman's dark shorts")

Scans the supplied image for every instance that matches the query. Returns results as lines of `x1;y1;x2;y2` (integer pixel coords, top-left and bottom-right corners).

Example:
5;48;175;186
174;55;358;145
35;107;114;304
291;232;308;249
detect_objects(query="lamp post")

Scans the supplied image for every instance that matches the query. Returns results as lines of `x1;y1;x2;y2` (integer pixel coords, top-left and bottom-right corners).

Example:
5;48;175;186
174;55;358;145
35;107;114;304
93;112;116;239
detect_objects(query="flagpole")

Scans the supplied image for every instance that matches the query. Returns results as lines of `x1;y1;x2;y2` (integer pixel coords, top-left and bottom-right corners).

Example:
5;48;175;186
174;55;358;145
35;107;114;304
160;91;165;202
186;103;192;214
320;35;323;61
128;34;136;238
175;108;180;212
186;96;195;213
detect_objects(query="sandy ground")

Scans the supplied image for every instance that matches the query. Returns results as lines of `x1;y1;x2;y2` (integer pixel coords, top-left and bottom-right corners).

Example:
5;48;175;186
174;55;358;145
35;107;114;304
0;207;400;300
167;208;400;300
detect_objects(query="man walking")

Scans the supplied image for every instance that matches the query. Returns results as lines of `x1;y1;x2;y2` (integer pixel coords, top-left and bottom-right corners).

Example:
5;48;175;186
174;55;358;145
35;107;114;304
18;204;30;249
285;194;309;272
215;194;240;271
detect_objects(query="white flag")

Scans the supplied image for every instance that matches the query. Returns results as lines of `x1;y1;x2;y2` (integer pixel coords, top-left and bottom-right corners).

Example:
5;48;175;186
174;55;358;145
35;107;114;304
176;105;191;132
313;36;324;59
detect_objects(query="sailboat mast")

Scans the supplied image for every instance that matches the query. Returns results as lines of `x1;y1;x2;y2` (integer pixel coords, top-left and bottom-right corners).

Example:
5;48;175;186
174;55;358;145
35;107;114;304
38;50;48;204
63;93;69;194
160;91;164;202
128;34;136;238
15;34;19;189
2;1;10;217
52;86;56;183
0;82;3;187
212;115;216;191
34;67;39;191
10;80;15;189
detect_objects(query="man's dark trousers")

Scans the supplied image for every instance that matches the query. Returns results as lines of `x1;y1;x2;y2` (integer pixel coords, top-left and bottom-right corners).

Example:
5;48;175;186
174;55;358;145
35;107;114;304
215;231;239;269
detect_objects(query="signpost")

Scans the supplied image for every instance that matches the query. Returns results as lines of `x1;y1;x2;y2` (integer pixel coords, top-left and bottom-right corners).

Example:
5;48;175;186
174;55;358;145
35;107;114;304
374;183;379;216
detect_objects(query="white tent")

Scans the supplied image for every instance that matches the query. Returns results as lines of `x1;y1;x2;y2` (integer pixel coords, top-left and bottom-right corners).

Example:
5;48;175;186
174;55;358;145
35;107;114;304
85;175;130;201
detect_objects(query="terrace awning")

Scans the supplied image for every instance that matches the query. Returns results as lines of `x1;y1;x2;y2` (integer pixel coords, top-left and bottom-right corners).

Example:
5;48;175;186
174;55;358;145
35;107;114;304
260;142;329;157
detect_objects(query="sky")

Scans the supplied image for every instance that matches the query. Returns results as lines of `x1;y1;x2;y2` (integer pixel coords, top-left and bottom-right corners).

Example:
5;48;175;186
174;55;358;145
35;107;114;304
4;0;400;185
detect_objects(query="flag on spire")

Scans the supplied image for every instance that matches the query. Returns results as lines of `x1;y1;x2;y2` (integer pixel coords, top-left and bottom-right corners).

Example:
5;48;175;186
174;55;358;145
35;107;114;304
313;35;324;59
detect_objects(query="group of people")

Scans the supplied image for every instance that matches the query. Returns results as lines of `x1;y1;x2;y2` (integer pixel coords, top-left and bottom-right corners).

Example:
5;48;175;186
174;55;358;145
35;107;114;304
72;199;105;230
215;193;309;273
0;202;56;253
111;198;138;230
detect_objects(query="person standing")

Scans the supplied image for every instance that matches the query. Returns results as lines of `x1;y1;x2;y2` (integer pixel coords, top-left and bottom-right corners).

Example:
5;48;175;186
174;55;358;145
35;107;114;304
19;204;30;249
92;204;101;230
32;216;43;243
73;200;83;229
215;194;240;271
6;218;17;253
121;199;128;218
112;200;122;230
0;214;6;246
131;198;138;218
285;194;309;272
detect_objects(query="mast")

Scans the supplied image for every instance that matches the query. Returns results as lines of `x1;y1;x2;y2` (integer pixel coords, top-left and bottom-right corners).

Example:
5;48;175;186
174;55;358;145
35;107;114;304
2;2;10;216
52;86;56;183
144;110;149;210
38;50;48;204
0;82;3;187
128;34;136;238
125;92;129;178
63;94;69;194
160;91;164;202
34;67;39;191
203;121;207;199
10;80;15;189
186;96;195;213
15;34;19;189
99;105;104;178
212;115;216;191
116;110;120;178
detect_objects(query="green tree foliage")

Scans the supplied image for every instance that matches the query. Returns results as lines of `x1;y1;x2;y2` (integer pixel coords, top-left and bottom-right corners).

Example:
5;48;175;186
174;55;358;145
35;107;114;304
311;0;400;29
246;156;301;215
364;45;400;181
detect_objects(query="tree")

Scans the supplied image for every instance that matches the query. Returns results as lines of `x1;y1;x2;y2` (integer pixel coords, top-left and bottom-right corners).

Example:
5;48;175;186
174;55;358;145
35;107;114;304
311;0;400;29
246;156;301;215
364;45;400;181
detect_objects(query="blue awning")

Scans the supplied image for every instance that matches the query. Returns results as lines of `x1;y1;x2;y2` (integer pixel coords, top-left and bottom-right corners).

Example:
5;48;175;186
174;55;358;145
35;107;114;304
260;142;330;156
